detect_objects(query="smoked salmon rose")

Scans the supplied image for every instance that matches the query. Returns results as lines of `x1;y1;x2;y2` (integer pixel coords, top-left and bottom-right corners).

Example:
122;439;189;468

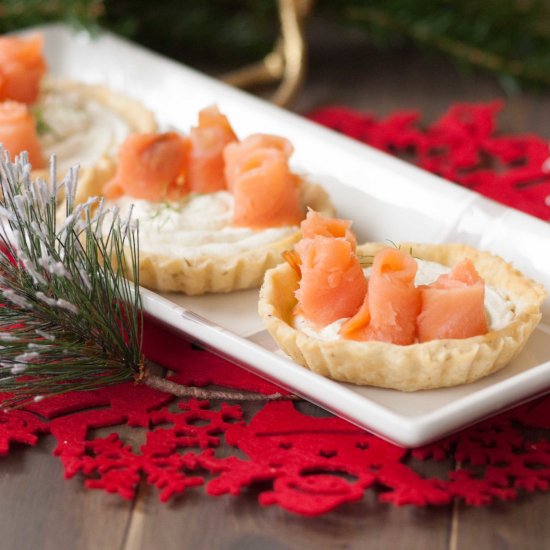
0;34;46;104
0;101;44;168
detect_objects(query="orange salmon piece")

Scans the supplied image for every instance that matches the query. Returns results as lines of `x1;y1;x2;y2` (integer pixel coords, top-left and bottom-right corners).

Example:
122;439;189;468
224;133;293;191
232;148;303;228
295;236;367;327
300;209;356;249
367;248;420;345
187;105;237;193
0;101;45;168
417;259;488;342
339;289;371;340
0;35;46;104
104;132;189;201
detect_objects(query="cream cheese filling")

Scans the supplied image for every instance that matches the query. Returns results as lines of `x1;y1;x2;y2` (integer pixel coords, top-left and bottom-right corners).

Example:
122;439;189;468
36;88;131;171
109;192;299;258
294;259;516;341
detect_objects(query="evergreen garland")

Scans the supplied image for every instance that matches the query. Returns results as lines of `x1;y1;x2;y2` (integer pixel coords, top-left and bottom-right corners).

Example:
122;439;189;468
1;1;550;88
328;0;550;91
0;0;103;33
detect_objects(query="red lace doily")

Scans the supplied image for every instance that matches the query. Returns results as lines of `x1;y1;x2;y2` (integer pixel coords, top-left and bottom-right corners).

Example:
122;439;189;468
2;102;550;516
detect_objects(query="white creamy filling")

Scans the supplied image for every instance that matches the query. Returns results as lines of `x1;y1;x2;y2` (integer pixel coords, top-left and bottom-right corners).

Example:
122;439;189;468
294;259;516;341
110;192;298;258
36;90;131;170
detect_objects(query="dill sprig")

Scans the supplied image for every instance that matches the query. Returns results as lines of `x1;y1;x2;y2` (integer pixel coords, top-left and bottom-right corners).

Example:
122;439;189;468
31;107;54;138
148;200;184;229
358;241;416;268
0;150;142;407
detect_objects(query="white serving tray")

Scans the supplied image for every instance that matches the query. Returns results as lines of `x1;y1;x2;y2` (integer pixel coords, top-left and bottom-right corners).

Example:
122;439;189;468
36;24;550;447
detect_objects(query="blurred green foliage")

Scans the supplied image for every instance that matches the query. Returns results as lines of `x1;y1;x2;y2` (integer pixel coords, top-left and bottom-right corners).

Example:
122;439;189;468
2;0;550;90
326;0;550;90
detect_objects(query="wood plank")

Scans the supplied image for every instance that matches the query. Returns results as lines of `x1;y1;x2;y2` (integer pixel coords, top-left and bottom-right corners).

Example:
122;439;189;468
455;494;550;550
0;430;135;550
130;491;452;550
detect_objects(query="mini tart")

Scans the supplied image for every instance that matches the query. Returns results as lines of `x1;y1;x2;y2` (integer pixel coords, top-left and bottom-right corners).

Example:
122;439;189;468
132;180;334;295
258;242;547;391
32;78;157;202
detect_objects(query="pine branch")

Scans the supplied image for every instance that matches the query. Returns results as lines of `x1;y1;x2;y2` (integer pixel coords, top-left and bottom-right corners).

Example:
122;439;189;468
0;151;141;407
143;361;296;402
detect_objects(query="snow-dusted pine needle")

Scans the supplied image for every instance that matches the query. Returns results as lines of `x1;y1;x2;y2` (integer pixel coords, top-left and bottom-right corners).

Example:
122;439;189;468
0;149;142;407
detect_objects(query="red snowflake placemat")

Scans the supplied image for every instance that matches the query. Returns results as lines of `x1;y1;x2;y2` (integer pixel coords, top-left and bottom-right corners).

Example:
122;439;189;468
1;102;549;516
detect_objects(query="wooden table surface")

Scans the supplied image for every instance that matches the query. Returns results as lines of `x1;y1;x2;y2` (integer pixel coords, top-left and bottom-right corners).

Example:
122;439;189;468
1;21;550;550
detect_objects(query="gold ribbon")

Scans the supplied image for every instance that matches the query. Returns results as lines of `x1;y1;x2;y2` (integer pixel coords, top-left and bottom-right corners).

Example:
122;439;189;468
222;0;313;107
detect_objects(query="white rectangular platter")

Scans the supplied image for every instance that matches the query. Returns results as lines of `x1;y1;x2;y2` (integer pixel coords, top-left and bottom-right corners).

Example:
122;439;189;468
38;24;550;447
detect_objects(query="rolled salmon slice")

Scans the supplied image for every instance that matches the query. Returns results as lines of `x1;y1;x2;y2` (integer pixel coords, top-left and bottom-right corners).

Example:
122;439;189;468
300;209;356;248
224;133;293;191
339;289;371;341
232;147;303;228
0;35;46;104
282;211;358;276
104;132;189;201
187;105;237;193
367;248;420;345
0;101;45;168
417;259;488;342
294;236;367;327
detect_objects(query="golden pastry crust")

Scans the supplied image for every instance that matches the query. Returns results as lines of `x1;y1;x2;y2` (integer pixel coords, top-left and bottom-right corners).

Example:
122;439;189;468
258;242;547;391
33;78;157;201
134;180;335;294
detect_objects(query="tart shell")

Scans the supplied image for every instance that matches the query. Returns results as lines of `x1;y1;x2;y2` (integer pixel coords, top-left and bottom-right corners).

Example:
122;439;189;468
258;242;547;391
